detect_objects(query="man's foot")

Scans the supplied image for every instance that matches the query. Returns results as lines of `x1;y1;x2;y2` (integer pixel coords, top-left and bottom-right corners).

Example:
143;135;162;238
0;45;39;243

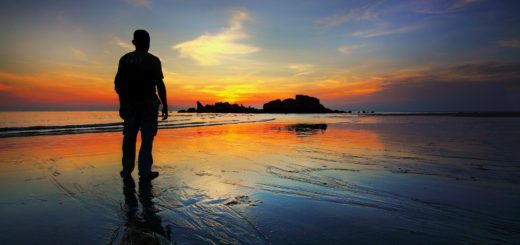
120;171;132;179
139;171;159;181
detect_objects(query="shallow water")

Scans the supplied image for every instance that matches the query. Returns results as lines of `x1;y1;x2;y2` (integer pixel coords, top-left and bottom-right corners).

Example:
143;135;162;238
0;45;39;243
0;112;275;137
0;113;519;244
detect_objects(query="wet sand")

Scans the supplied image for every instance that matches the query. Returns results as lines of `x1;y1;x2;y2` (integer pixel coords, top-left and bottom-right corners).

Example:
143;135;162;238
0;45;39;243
1;115;519;244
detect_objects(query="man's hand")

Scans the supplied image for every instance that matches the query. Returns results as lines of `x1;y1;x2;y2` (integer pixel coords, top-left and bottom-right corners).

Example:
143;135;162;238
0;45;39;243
161;106;168;120
157;79;168;120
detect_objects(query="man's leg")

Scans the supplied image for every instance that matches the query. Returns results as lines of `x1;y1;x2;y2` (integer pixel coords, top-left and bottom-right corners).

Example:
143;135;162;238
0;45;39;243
138;103;159;176
122;108;140;176
137;130;154;175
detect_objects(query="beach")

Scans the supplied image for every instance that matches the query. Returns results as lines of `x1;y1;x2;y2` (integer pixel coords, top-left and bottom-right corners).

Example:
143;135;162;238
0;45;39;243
0;112;519;244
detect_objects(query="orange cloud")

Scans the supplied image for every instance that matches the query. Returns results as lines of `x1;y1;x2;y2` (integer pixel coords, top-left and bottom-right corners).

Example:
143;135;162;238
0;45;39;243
0;83;10;91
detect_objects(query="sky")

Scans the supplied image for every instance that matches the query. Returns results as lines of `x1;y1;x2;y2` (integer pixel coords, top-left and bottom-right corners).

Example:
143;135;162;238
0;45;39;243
0;0;519;111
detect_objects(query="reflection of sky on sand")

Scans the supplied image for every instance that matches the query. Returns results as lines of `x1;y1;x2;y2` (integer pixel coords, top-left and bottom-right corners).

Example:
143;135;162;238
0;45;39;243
0;115;519;243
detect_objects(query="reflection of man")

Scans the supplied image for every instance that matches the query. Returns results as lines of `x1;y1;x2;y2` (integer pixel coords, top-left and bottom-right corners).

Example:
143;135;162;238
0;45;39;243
116;177;170;244
115;30;168;180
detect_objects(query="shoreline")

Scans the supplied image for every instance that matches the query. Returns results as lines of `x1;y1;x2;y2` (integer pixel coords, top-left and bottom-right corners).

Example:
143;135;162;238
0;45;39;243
177;111;520;117
2;111;520;139
365;111;520;117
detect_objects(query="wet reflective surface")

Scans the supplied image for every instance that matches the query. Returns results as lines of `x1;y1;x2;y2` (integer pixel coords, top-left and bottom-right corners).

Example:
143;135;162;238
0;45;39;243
0;114;519;243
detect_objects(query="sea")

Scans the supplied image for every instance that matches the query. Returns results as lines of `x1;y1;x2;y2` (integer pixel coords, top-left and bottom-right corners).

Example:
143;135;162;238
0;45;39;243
0;111;276;138
0;111;519;243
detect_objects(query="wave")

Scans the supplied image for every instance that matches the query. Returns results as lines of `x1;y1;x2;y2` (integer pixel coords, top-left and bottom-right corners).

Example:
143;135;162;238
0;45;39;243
0;118;275;138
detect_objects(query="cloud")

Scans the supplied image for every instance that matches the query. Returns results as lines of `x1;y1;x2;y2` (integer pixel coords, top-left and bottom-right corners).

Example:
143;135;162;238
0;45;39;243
173;10;260;66
289;64;315;76
0;82;9;91
376;62;520;84
450;0;480;9
415;0;480;14
311;78;381;97
338;44;365;54
444;62;520;81
335;61;520;111
70;48;87;60
352;22;425;38
497;38;520;49
111;36;133;50
318;4;377;26
358;80;518;112
124;0;151;8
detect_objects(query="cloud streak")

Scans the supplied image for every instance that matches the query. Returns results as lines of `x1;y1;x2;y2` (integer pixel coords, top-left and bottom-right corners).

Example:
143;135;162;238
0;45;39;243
415;0;480;14
318;3;378;26
70;48;87;60
324;62;520;111
111;36;133;50
289;64;315;76
173;10;260;66
338;44;365;54
124;0;151;8
352;22;425;38
497;38;520;49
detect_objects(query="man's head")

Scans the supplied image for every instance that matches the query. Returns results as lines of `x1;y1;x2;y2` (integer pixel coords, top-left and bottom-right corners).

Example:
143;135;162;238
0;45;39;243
132;29;150;51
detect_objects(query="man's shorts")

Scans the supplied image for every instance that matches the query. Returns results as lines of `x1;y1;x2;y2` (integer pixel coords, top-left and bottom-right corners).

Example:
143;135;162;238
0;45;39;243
122;101;159;136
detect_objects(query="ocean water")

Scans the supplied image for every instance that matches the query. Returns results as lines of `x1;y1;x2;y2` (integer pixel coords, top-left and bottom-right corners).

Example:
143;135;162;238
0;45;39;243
0;111;276;137
0;112;519;244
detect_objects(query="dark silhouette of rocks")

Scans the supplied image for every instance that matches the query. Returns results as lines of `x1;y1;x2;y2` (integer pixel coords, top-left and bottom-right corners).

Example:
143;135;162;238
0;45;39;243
263;95;344;113
191;101;261;113
178;95;345;113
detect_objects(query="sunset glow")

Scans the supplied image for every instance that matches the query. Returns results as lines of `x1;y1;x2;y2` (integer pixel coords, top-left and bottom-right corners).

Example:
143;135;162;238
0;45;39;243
1;0;519;111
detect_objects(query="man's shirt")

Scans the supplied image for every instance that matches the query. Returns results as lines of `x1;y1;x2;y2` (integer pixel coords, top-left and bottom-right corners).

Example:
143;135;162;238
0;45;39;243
115;50;163;104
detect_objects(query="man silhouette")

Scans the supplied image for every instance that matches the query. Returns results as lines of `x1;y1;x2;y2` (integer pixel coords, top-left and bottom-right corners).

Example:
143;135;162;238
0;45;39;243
115;29;168;181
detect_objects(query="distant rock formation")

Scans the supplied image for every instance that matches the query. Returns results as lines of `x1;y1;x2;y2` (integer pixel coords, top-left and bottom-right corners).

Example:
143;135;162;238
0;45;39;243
263;95;344;113
178;95;345;113
190;101;261;113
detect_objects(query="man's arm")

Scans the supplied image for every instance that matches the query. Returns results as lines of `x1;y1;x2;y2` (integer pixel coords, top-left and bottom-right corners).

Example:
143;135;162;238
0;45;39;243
157;79;168;120
114;58;126;119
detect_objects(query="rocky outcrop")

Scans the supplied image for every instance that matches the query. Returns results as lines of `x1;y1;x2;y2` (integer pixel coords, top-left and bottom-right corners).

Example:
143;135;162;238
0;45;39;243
263;95;344;113
193;101;261;113
178;95;345;113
